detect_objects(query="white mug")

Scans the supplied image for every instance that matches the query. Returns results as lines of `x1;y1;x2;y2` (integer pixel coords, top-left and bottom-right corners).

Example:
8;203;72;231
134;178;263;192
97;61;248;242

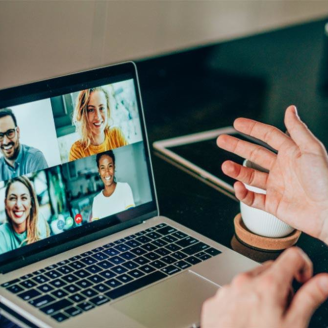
240;159;294;238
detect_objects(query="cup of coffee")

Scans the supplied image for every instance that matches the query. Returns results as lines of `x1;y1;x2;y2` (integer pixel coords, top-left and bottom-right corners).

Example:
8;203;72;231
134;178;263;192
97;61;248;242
240;159;294;238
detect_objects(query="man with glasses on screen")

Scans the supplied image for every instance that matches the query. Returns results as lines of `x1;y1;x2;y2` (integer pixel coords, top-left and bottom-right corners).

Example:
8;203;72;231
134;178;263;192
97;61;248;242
0;108;48;182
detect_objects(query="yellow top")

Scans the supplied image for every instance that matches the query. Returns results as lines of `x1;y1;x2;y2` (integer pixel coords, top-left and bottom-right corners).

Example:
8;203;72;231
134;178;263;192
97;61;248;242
69;127;128;161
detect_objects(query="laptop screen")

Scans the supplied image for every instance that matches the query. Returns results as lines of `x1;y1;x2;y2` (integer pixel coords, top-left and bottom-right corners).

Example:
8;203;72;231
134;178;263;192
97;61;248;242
0;63;157;266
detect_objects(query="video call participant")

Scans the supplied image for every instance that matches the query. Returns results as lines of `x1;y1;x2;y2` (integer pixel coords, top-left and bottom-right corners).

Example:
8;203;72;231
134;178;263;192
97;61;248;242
69;87;128;161
92;150;135;219
0;108;48;182
0;176;50;255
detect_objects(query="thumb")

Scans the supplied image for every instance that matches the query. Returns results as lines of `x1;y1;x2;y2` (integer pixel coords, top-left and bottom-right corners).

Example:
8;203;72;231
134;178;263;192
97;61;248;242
285;273;328;327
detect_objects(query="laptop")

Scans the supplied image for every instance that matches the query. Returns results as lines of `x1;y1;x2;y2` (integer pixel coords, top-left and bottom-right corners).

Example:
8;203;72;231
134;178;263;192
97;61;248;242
0;62;258;328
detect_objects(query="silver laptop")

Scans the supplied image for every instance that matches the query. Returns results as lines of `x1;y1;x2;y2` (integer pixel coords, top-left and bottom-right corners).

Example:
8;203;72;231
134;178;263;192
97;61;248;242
0;62;258;328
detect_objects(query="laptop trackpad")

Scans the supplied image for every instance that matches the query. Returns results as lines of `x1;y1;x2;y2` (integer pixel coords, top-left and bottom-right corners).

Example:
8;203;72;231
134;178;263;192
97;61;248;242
112;270;218;328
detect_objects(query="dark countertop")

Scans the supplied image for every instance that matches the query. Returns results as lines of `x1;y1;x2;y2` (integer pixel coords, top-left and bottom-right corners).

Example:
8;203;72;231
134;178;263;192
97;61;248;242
136;18;328;327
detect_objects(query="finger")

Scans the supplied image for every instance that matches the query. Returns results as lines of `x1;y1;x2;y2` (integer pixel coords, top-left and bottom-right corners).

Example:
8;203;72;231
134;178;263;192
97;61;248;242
233;117;294;151
286;273;328;327
217;135;276;170
222;161;269;190
284;105;324;154
234;181;266;210
248;260;274;277
268;247;313;286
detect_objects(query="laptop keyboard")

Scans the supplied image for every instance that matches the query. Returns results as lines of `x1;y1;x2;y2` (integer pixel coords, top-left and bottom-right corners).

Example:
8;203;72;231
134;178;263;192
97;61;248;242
1;223;221;323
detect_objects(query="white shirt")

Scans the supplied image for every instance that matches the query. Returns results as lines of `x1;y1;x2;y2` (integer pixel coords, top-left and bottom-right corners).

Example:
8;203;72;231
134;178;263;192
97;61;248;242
92;182;135;219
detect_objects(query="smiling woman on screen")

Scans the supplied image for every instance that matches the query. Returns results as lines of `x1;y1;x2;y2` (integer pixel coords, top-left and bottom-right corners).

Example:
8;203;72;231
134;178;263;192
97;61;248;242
92;150;135;220
69;87;128;161
0;176;49;254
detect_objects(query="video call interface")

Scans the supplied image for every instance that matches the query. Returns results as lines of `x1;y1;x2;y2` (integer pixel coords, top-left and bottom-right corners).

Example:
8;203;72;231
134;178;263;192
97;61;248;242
0;79;153;256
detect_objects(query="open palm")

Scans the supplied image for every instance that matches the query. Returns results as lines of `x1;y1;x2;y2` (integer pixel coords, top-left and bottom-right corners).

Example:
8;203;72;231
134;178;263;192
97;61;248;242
217;106;328;243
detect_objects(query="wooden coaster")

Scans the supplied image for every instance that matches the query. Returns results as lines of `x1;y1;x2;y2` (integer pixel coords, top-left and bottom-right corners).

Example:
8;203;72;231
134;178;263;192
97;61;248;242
234;213;301;251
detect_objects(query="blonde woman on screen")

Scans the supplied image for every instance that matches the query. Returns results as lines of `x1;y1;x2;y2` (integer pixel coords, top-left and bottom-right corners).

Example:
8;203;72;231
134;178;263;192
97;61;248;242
69;87;128;161
0;176;50;254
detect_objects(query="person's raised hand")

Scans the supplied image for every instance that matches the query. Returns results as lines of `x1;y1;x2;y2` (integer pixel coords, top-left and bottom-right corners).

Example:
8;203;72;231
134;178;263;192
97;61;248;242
217;105;328;243
201;247;328;328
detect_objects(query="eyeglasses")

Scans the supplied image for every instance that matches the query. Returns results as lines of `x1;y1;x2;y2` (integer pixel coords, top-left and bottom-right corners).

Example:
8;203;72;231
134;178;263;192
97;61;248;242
0;128;17;141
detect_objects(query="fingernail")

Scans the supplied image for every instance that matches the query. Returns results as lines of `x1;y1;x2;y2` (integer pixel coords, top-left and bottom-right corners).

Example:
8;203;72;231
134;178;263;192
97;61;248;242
293;106;299;118
318;277;328;294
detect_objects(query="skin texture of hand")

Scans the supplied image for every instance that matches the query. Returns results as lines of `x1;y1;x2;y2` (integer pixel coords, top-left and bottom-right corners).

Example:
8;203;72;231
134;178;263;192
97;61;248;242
217;105;328;244
201;247;328;328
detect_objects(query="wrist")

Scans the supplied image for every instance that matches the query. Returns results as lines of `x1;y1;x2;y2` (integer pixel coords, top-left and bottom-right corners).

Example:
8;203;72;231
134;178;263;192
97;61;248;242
318;208;328;245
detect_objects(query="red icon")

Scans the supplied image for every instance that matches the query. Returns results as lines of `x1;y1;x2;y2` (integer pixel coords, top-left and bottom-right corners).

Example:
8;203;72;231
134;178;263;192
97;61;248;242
74;214;82;225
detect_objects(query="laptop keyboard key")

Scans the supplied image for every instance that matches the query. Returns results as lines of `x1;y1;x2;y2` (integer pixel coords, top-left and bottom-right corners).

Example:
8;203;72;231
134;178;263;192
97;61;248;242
20;280;36;289
146;232;162;240
89;295;110;306
120;251;136;260
93;283;110;293
85;264;103;274
152;239;168;247
37;284;54;293
75;279;93;289
116;274;134;284
176;237;198;248
139;265;156;274
108;256;125;265
175;260;191;270
182;242;210;256
77;301;94;312
64;306;83;317
205;248;222;256
105;271;167;300
57;265;73;275
144;252;160;261
128;269;145;279
141;243;157;252
161;256;177;265
32;275;49;284
61;274;77;284
91;252;109;261
88;275;105;284
97;260;114;269
44;270;62;280
156;226;176;235
172;231;188;240
80;256;98;266
185;256;201;265
196;252;212;261
133;256;149;265
125;240;141;248
7;284;24;294
64;284;81;294
69;261;84;270
2;279;20;288
114;244;131;253
162;235;178;243
99;269;117;279
165;244;182;252
135;236;151;244
161;265;181;276
130;247;147;256
155;248;171;257
68;293;86;303
122;261;139;270
111;265;128;275
17;289;41;301
81;288;98;298
105;279;122;289
75;269;91;279
103;248;120;257
51;312;69;323
51;289;69;299
29;295;56;308
151;260;166;269
171;251;187;260
50;279;67;288
41;299;73;315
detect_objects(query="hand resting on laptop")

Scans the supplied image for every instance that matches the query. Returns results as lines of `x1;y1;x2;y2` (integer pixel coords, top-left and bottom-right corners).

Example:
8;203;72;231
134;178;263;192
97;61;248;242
201;106;328;327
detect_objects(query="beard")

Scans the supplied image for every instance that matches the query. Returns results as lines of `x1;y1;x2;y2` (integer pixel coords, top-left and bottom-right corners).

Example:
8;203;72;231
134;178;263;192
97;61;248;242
1;142;20;160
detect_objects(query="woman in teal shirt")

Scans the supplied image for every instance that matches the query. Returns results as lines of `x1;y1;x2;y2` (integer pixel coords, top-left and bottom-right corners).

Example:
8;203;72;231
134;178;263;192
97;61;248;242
0;176;49;255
